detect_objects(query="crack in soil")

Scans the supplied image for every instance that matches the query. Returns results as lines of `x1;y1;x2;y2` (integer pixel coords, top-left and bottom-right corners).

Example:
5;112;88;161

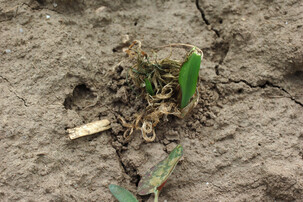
0;75;28;107
215;65;220;75
112;146;145;199
260;81;303;107
0;3;34;22
0;75;9;83
195;0;220;37
111;141;141;185
115;149;129;176
211;64;303;107
219;78;303;107
13;92;29;107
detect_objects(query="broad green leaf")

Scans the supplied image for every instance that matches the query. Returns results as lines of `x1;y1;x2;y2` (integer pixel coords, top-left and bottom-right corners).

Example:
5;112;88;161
144;78;154;96
109;184;138;202
179;48;201;108
137;145;183;195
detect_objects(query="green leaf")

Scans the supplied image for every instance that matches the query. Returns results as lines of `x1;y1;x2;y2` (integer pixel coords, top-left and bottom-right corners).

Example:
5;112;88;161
137;144;183;195
144;78;154;96
179;48;202;108
109;184;138;202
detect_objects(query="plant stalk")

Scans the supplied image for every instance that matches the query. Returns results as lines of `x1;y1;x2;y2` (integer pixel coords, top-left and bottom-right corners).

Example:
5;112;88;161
156;43;203;56
154;190;159;202
67;119;111;140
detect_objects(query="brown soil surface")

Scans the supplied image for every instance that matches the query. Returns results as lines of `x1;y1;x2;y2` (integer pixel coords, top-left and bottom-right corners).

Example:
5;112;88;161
1;0;303;201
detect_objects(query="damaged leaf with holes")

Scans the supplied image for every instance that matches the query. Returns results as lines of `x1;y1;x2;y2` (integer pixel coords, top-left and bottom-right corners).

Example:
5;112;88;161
137;144;183;202
120;41;203;142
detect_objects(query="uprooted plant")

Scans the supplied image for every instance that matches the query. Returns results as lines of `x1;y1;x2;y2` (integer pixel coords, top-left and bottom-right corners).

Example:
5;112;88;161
120;41;203;142
109;144;184;202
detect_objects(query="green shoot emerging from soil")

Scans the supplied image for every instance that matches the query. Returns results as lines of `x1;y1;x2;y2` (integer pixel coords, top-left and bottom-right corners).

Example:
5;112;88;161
109;184;138;202
120;41;203;142
144;78;154;96
179;48;202;108
137;144;184;202
109;145;183;202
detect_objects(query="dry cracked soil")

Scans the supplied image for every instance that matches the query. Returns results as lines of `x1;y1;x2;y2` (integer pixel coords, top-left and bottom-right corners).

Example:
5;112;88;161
1;0;303;201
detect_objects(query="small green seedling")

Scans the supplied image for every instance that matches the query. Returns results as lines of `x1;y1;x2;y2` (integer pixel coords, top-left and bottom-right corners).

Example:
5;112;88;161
179;48;202;108
109;145;183;202
144;78;154;96
137;144;183;202
109;184;138;202
121;41;203;141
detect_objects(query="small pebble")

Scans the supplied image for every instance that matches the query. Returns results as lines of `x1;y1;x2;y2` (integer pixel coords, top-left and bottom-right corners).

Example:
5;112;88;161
285;21;288;25
53;3;57;8
166;142;177;153
5;49;11;54
46;15;50;19
206;182;209;185
19;28;23;33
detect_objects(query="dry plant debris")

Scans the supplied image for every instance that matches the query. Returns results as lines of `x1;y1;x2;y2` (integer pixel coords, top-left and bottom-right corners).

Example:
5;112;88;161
120;41;203;142
67;119;111;140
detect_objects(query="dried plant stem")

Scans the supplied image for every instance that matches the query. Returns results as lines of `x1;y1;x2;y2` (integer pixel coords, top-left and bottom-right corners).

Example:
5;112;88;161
67;119;111;140
157;43;203;56
154;190;159;202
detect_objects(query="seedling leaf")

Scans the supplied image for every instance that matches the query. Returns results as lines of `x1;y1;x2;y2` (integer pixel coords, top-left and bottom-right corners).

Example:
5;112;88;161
109;184;138;202
144;78;154;96
137;144;183;195
179;48;201;108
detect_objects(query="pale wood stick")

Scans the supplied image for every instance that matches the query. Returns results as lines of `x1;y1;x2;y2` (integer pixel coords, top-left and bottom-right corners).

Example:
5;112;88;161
67;119;111;140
